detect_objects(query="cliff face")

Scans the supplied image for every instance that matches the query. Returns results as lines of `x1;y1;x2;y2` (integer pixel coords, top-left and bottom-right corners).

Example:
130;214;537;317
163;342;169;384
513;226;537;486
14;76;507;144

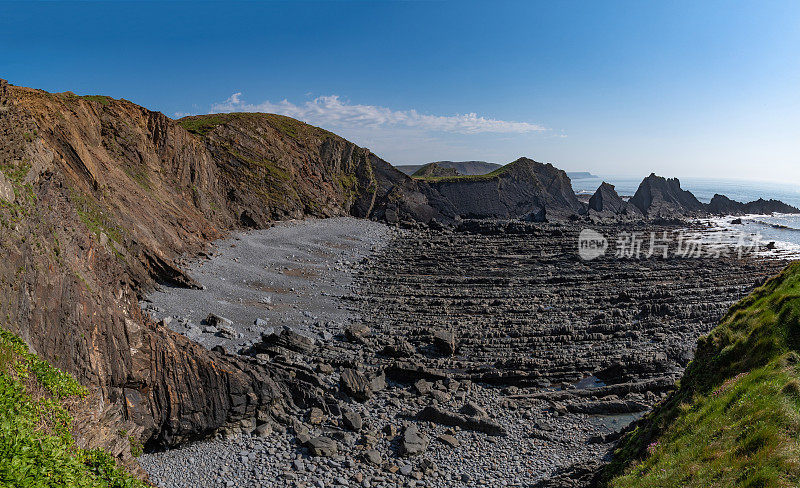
0;80;450;464
424;158;585;221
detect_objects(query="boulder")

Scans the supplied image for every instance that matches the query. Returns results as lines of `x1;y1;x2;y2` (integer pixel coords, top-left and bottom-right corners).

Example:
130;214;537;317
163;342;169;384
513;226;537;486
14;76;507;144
417;405;507;436
344;323;371;344
306;436;338;457
401;425;429;456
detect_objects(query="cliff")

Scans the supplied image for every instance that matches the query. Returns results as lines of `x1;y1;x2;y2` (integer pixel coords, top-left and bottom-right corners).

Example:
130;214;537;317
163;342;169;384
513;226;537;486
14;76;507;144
0;79;451;469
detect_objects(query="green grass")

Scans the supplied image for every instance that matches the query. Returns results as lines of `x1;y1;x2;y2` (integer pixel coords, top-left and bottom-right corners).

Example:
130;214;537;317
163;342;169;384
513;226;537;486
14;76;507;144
177;114;230;136
79;96;113;106
0;327;146;488
178;112;337;142
605;261;800;488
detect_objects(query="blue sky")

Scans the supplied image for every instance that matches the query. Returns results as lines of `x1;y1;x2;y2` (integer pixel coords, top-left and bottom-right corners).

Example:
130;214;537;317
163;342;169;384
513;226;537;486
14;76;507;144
1;1;799;182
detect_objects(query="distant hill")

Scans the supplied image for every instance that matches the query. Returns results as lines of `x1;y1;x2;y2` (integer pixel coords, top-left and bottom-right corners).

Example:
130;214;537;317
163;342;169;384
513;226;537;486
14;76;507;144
411;162;458;178
395;161;502;176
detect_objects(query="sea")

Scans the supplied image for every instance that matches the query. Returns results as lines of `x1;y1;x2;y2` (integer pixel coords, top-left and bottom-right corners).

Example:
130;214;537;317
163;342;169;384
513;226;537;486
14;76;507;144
571;175;800;258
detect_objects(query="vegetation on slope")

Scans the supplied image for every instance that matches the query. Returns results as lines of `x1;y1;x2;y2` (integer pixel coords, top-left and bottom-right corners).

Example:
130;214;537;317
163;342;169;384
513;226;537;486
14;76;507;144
603;261;800;487
0;328;145;488
178;112;336;142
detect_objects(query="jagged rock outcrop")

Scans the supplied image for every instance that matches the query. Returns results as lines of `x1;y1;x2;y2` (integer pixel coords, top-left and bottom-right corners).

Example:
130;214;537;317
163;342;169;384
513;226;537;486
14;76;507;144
424;158;586;221
588;182;641;218
708;194;800;215
629;173;704;217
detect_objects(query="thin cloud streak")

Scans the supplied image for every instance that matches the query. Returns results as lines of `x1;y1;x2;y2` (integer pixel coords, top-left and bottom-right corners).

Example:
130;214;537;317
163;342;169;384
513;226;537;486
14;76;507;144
210;93;548;135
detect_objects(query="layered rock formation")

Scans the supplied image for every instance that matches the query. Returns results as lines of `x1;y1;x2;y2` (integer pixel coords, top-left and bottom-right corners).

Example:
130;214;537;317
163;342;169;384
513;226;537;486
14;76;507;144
0;80;457;462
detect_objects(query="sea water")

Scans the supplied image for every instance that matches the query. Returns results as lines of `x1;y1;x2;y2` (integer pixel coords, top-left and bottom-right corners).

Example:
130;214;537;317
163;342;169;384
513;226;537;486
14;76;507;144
571;175;800;255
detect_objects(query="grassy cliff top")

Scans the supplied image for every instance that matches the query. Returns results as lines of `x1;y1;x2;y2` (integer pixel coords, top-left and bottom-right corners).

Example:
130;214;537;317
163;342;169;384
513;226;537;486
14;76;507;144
177;112;339;142
604;261;800;487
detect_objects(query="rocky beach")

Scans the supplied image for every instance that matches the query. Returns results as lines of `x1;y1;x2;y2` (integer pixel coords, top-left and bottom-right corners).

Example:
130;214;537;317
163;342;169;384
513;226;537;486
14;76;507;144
139;218;786;487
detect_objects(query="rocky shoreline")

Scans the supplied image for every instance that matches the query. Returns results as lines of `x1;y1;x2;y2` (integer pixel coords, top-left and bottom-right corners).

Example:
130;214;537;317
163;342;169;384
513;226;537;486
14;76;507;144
140;218;786;487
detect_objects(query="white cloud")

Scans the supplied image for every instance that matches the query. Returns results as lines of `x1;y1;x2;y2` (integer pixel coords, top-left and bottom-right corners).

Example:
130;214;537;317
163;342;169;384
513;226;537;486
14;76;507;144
210;93;547;135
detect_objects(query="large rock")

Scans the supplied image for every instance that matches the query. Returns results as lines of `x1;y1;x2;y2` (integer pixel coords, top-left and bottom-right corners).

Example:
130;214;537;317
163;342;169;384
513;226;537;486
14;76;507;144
401;424;429;456
251;327;315;354
708;194;800;215
417;406;507;436
306;436;338;457
432;330;457;356
424;158;586;221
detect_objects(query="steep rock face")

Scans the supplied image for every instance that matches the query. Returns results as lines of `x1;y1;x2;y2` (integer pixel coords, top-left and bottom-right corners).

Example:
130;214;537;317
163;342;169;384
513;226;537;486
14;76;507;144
424;158;585;221
179;113;447;225
588;182;642;217
0;81;441;463
629;173;704;217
